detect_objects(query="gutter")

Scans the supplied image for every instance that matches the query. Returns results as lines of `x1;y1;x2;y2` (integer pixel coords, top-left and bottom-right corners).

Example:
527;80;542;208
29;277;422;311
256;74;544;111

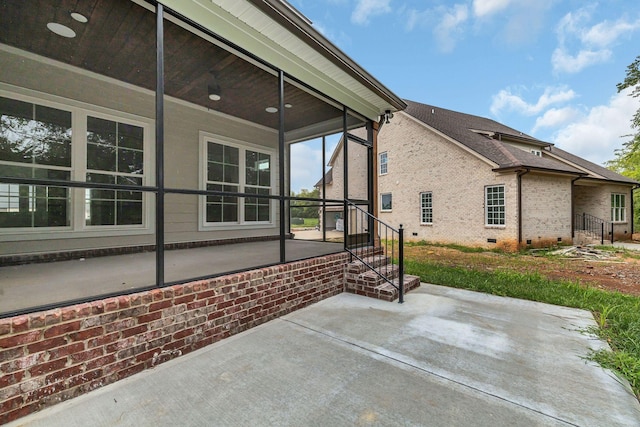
517;169;530;245
249;0;407;112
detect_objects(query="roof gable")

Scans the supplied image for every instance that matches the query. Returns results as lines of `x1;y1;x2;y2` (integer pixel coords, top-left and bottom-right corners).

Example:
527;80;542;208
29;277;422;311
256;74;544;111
403;100;638;184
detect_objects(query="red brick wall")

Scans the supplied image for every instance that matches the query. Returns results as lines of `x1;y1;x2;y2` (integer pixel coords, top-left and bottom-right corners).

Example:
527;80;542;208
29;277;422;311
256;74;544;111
0;253;349;424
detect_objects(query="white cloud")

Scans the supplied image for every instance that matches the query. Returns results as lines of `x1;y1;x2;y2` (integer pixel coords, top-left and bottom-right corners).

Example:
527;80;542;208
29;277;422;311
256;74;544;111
552;8;640;74
582;17;640;47
531;107;580;133
351;0;392;25
434;4;469;52
490;86;577;116
290;143;324;194
472;0;511;18
551;47;612;74
551;88;640;165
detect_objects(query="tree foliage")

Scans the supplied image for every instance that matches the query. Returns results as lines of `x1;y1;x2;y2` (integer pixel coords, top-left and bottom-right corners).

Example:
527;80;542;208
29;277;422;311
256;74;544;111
607;55;640;231
290;187;320;218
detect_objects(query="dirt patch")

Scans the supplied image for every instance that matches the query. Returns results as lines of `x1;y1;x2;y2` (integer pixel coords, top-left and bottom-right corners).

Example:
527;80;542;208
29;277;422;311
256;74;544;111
404;244;640;296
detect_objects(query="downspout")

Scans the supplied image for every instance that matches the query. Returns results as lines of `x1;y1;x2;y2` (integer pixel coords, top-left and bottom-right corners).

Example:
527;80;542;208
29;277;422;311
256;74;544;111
570;176;581;240
517;169;530;245
633;185;640;237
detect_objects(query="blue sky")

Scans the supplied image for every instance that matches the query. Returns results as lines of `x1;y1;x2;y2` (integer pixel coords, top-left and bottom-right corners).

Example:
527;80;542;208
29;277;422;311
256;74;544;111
288;0;640;193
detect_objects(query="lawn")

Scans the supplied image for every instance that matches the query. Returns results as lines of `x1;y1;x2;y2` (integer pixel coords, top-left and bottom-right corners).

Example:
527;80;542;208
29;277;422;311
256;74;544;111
402;241;640;400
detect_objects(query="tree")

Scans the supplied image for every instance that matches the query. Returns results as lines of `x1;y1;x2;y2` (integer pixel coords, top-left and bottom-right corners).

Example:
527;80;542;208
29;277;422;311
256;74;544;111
606;55;640;231
290;188;320;219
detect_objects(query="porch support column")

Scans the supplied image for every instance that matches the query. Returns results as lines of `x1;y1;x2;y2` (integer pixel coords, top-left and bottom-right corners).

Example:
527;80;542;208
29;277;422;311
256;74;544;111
155;4;165;287
366;120;374;247
278;70;286;263
342;107;348;248
322;135;327;242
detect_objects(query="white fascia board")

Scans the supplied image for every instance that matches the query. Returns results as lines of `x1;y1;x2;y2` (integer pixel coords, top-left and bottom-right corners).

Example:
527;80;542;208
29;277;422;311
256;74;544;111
160;0;386;120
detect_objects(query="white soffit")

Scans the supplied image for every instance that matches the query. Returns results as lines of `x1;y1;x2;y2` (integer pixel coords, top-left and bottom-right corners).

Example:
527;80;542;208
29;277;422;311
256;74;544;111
160;0;392;120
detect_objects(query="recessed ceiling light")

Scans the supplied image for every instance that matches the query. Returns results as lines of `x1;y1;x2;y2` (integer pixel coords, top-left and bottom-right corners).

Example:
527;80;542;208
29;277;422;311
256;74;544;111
70;12;88;23
284;103;292;108
208;93;221;101
47;23;76;38
265;107;278;113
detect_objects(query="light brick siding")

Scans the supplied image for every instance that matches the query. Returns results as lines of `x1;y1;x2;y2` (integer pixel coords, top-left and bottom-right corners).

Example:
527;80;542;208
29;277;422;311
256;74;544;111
521;174;573;244
377;113;519;247
574;183;634;240
0;253;349;424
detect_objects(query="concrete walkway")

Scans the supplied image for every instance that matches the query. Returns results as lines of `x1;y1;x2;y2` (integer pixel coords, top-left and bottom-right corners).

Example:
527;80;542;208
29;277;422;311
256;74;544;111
614;241;640;251
8;284;640;426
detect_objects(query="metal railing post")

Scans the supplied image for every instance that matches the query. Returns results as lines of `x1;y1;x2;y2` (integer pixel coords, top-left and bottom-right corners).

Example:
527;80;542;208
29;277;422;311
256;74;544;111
398;224;404;304
601;222;604;245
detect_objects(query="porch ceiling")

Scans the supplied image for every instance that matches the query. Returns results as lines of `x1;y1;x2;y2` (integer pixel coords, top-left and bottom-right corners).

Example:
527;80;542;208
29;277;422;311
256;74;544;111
0;0;346;138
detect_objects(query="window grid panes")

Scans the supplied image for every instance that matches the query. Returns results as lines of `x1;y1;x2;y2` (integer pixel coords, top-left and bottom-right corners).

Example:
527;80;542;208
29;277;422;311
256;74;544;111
86;116;145;226
381;193;392;211
205;141;272;224
0;96;72;228
611;193;626;222
379;152;387;175
420;192;432;224
245;150;271;222
485;185;505;226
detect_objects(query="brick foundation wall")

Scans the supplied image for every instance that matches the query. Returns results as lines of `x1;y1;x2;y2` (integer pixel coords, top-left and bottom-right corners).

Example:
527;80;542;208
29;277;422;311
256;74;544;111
0;252;349;424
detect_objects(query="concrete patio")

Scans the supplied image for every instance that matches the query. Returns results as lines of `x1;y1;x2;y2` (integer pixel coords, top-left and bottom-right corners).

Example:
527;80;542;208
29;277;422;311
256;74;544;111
7;283;640;426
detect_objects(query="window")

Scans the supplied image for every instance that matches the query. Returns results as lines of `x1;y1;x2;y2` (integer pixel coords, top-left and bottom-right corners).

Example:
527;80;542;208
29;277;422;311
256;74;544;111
531;149;542;157
0;96;71;228
379;151;388;175
203;137;273;225
485;185;505;226
381;193;392;211
420;192;432;224
0;93;151;233
85;117;144;226
611;193;626;222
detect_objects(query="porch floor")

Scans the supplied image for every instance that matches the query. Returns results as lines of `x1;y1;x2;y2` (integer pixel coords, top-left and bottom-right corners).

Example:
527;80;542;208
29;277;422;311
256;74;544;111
0;238;343;314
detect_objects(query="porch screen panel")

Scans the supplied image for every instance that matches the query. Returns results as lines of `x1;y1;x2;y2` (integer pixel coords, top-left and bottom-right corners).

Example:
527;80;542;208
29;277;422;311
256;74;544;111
0;0;158;315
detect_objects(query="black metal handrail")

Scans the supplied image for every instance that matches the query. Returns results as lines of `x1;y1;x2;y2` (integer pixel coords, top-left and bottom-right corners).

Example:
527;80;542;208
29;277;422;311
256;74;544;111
574;212;614;244
344;201;405;303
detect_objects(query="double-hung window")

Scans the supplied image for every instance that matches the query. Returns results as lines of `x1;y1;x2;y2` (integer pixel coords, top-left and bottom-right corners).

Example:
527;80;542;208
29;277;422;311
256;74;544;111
611;193;626;222
485;185;505;226
379;152;388;175
0;96;72;228
420;192;432;224
85;116;144;226
203;136;273;225
0;93;151;235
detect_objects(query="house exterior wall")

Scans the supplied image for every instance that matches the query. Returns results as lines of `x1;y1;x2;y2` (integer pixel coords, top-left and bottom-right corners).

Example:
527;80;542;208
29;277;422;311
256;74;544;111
0;48;280;257
0;252;349;423
377;113;519;248
574;182;634;240
520;173;573;245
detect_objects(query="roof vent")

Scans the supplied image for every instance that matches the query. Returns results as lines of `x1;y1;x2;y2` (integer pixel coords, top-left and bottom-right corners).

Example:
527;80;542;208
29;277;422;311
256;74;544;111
431;108;434;114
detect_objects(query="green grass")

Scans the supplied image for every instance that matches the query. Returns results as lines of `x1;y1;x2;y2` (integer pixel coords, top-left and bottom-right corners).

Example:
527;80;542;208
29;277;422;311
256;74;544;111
404;258;640;399
302;218;318;227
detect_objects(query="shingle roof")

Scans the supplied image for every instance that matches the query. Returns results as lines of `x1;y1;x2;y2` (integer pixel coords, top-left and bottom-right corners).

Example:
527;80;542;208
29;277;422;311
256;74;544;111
314;168;333;188
403;100;638;184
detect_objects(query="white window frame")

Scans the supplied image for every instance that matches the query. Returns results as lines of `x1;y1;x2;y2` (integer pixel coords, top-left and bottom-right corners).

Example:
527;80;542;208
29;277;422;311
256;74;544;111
420;192;432;225
380;192;392;212
199;132;276;230
0;89;154;241
531;149;542;157
485;185;505;227
611;193;626;223
379;151;388;175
